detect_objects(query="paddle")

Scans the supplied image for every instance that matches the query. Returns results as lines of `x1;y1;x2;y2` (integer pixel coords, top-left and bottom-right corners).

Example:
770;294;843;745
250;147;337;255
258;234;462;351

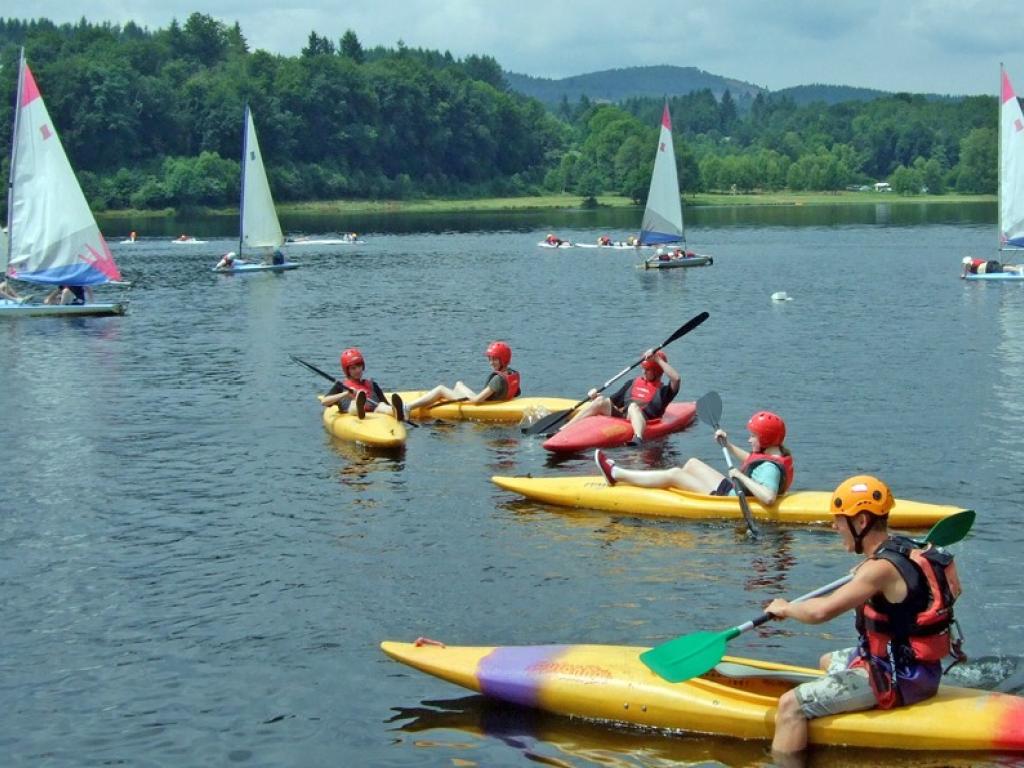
289;355;418;427
696;391;757;538
639;508;976;684
521;311;710;436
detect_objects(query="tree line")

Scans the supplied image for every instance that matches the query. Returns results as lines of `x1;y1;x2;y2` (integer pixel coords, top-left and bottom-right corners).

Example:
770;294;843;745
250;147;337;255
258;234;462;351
0;15;1006;214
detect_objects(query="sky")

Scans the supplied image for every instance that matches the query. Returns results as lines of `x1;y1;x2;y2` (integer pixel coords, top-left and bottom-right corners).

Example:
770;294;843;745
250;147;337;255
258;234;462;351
12;0;1024;96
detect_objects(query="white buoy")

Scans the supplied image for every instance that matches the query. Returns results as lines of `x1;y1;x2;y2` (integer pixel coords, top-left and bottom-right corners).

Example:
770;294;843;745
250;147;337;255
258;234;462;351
771;291;792;302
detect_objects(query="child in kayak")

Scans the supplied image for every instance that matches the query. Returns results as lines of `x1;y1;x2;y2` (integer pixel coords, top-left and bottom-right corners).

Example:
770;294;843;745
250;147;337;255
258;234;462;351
764;475;964;761
594;410;793;505
567;349;680;444
403;341;520;414
321;347;403;420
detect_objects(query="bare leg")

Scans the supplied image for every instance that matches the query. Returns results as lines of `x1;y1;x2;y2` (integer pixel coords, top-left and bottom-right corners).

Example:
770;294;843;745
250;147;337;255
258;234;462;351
565;397;612;425
612;457;725;492
405;384;475;412
626;402;647;440
771;689;810;756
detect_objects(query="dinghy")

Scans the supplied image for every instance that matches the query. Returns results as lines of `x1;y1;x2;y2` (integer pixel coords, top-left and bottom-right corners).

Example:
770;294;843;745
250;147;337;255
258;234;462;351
2;50;125;319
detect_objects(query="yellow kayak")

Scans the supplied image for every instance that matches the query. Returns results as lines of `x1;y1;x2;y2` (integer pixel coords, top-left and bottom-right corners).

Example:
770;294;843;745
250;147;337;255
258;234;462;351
381;641;1024;750
392;391;577;424
319;398;407;448
491;475;966;528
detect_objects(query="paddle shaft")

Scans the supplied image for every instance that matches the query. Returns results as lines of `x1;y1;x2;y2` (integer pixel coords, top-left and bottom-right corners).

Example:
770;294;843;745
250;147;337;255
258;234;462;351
736;575;852;636
524;311;709;435
697;391;757;537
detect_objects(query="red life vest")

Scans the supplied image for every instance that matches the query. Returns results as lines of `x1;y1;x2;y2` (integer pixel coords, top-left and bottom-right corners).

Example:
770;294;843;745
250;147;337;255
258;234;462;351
343;377;377;409
739;452;794;494
853;536;963;708
628;376;660;406
486;368;521;400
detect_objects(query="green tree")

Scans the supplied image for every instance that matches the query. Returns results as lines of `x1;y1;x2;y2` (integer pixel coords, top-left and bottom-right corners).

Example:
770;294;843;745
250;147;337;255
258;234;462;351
340;30;365;63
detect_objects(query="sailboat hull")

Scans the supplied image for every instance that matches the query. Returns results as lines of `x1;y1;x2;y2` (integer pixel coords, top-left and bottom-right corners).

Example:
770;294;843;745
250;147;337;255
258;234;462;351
643;255;713;269
212;262;299;274
0;300;125;317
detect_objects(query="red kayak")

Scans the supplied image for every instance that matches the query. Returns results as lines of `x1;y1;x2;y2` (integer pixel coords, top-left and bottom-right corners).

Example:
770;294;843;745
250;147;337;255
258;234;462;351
542;401;697;453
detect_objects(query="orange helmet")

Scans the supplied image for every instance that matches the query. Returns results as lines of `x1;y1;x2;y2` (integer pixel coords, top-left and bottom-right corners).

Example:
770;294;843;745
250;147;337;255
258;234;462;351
485;341;512;367
340;347;364;373
747;411;786;446
830;475;894;518
641;350;667;376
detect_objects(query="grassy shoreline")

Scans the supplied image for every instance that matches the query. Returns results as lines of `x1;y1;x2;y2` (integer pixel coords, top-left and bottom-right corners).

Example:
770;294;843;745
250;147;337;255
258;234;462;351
97;191;996;218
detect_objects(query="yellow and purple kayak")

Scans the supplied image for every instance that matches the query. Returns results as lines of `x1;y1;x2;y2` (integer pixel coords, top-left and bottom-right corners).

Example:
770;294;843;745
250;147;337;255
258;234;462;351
319;399;406;448
490;475;966;528
381;641;1024;750
393;391;577;424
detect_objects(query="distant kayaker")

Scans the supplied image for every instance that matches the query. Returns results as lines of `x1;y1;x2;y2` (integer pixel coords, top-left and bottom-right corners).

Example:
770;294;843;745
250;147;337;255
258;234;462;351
598;235;612;246
569;349;680;444
594;410;792;503
403;341;521;414
961;256;1024;277
321;347;402;420
175;234;192;242
764;475;965;760
545;233;568;247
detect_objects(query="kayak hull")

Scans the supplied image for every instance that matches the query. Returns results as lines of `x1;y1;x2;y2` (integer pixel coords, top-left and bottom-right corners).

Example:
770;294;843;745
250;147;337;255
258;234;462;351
542;401;697;452
963;272;1024;281
394;392;577;424
380;641;1024;750
490;475;965;528
320;403;406;448
643;255;713;269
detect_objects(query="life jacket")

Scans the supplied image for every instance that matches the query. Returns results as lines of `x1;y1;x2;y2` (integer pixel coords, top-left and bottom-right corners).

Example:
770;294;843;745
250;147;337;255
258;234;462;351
853;536;964;708
628;376;661;406
343;377;377;409
486;368;521;400
599;236;612;246
739;452;794;494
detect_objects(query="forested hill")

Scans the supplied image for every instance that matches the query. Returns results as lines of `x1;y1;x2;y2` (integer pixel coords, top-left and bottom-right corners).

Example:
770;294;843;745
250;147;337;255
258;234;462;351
506;65;765;106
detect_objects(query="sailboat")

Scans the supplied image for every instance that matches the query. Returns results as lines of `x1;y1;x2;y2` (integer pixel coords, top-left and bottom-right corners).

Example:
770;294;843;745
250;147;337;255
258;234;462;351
639;103;713;270
214;105;298;274
964;65;1024;281
2;50;126;317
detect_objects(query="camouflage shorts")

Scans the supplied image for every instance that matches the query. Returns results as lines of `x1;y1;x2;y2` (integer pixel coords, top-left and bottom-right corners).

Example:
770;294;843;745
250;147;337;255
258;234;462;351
793;647;876;719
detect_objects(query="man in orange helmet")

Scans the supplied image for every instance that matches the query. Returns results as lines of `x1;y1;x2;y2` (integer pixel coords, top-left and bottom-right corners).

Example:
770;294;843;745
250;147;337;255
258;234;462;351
765;475;963;761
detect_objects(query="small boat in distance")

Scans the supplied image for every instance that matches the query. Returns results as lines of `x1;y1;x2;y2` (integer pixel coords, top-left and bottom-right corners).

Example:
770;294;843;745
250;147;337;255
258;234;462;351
2;49;125;318
638;103;713;270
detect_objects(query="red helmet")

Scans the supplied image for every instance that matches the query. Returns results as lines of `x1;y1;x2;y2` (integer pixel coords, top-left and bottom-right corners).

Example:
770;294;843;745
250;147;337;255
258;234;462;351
641;350;667;376
747;411;786;447
340;347;364;372
484;341;512;367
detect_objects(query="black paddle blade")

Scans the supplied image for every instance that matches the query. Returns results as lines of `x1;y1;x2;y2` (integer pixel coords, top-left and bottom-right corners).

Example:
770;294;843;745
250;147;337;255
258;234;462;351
521;407;574;435
664;311;710;345
696;391;723;429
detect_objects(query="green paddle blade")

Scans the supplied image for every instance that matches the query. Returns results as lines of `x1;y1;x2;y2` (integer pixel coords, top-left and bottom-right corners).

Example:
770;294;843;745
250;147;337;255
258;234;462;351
640;628;738;683
922;509;975;547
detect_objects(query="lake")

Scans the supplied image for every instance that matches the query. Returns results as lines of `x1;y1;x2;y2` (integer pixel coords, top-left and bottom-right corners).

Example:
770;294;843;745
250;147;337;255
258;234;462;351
2;201;1023;767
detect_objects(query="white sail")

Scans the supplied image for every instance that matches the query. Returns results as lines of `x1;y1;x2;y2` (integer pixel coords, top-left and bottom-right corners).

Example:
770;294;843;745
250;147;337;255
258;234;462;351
239;105;284;252
639;103;684;246
1000;66;1024;249
5;52;120;285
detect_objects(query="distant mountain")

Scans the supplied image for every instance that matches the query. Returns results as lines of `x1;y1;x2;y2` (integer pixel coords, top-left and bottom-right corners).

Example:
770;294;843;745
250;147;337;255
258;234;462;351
505;66;955;107
505;65;766;106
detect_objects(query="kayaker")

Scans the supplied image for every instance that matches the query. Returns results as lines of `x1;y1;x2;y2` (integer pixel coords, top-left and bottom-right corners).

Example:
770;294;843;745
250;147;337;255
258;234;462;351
545;234;567;246
402;341;521;413
598;235;612;246
594;409;792;501
763;475;964;760
570;349;680;445
321;347;402;420
961;256;1024;277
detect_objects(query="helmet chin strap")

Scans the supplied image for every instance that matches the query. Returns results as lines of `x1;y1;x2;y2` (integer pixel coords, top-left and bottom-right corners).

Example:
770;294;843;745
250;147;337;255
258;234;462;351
843;514;879;555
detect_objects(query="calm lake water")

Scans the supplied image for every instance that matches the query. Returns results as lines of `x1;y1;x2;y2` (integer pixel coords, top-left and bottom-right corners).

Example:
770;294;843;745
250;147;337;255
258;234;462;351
3;201;1024;767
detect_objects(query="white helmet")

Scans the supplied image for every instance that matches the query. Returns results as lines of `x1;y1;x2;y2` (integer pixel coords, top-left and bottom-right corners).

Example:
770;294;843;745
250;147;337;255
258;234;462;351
656;247;666;256
961;256;972;265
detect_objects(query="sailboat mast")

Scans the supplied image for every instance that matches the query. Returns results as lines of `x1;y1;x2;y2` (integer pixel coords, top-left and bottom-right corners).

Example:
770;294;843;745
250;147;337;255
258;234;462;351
4;48;26;270
999;63;1004;250
238;103;249;257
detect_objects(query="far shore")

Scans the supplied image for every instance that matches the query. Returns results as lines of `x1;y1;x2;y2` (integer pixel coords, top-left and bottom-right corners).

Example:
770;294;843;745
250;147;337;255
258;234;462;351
95;191;997;218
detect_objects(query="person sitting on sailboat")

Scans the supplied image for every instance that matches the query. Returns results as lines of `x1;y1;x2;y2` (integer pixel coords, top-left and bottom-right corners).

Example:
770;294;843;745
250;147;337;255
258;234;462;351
43;285;91;305
656;247;672;261
267;248;285;266
321;347;402;420
0;279;27;302
961;256;1024;277
214;252;240;270
565;349;680;445
403;341;521;414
